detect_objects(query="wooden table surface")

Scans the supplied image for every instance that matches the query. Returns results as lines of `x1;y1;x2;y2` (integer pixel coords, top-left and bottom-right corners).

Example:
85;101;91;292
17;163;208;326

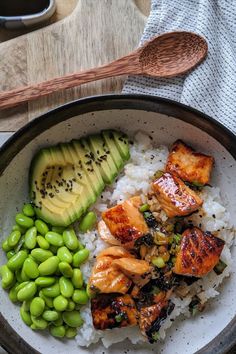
0;0;150;132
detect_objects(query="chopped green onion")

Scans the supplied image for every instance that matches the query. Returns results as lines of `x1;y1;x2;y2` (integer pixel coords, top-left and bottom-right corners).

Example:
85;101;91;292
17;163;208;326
153;170;164;179
139;204;150;213
173;233;182;244
151;331;160;341
192;181;204;188
214;259;227;275
152;256;165;268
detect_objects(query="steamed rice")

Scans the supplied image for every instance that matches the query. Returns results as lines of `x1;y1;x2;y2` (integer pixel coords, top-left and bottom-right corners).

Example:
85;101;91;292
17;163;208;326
75;132;235;348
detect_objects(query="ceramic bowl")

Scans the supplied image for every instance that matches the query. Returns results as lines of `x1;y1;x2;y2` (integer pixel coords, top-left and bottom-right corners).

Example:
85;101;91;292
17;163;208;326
0;94;235;354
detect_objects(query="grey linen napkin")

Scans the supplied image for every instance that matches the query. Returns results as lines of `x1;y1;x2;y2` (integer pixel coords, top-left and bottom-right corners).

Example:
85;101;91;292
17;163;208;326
123;0;236;134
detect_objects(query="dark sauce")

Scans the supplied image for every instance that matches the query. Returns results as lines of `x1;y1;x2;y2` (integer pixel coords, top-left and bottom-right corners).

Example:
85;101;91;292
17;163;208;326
0;0;50;17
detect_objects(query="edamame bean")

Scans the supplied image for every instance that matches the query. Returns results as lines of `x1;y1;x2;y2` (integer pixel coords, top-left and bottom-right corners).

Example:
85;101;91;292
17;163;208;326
31;315;48;329
59;277;74;298
9;283;19;302
2;239;11;252
45;232;63;247
41;282;60;298
35;277;56;287
8;230;21;248
31;249;53;263
30;297;45;317
0;265;14;289
53;295;68;312
78;211;97;233
49;245;59;254
72;289;89;305
57;246;73;263
23;203;35;217
7;250;28;271
21;267;30;282
52;313;63;326
36;236;50;250
38;256;59;276
65;327;77;339
17;282;37;301
52;226;65;234
62;311;83;328
15;269;23;283
66;300;75;312
16;213;34;229
23;257;39;279
20;305;32;326
15;281;30;293
35;219;49;236
72;249;90;267
23;300;31;312
58;262;73;278
62;229;79;251
6;250;15;259
42;310;59;322
39;290;54;307
50;325;65;338
12;224;25;233
72;269;83;289
24;227;37;249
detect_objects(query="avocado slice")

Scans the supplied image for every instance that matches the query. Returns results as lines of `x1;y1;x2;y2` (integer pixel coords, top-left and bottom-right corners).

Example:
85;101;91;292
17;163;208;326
111;130;130;161
102;131;124;170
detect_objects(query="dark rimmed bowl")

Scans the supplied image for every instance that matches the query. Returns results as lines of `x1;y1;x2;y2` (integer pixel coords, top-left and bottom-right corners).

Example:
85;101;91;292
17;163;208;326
0;94;235;354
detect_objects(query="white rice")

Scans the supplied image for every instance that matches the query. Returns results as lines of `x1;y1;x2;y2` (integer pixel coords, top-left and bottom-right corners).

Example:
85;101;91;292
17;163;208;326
75;132;235;349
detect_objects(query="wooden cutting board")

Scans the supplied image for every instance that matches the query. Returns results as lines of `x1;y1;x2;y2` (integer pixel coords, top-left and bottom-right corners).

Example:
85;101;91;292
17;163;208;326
0;0;150;131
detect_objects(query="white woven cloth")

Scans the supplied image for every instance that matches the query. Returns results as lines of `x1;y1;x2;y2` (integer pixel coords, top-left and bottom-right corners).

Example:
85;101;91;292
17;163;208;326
123;0;236;133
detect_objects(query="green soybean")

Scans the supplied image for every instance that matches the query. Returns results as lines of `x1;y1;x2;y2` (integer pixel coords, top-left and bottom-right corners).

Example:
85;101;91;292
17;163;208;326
39;290;54;307
24;227;37;249
86;283;96;299
49;245;59;254
59;276;74;298
72;289;89;305
35;219;49;236
62;229;79;251
65;327;77;339
58;262;73;278
53;295;68;312
7;250;28;270
30;297;45;317
57;246;73;263
17;282;37;301
72;249;90;267
21;267;30;282
52;226;65;234
66;300;75;312
38;256;59;276
36;236;50;250
23;203;35;217
23;300;31;312
31;315;48;329
31;249;53;263
52;313;63;326
62;311;83;328
9;283;19;302
12;224;26;233
42;310;59;322
8;230;21;248
35;277;56;287
16;213;34;229
72;269;83;289
15;281;30;293
15;269;23;283
0;265;14;289
23;258;39;279
20;306;32;326
45;232;63;247
50;325;65;338
2;239;11;252
78;211;97;233
6;250;15;259
41;282;60;298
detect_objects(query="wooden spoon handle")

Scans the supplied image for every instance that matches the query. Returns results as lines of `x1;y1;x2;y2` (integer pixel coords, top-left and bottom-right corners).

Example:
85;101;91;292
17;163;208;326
0;52;140;110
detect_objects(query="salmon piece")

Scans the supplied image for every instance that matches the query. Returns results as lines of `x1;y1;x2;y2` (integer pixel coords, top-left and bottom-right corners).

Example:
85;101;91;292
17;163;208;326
166;140;214;185
98;220;121;246
139;299;175;342
91;294;138;330
152;172;203;218
173;227;225;277
113;257;151;287
88;256;132;294
97;246;134;259
102;196;149;247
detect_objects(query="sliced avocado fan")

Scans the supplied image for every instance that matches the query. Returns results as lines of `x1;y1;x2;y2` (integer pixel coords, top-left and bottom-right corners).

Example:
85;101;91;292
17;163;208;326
29;130;130;227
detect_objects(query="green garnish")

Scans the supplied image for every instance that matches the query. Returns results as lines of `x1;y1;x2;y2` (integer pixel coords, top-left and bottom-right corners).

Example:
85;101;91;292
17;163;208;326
214;259;227;275
152;332;160;341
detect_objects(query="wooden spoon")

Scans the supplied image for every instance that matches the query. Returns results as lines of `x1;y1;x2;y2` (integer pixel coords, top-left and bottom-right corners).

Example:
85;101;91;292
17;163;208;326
0;31;207;110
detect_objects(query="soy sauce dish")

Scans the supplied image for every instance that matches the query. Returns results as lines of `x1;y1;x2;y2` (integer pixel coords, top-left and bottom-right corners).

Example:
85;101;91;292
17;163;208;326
0;95;235;354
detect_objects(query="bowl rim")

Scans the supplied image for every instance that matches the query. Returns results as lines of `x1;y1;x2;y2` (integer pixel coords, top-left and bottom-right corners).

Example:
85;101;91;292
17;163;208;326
0;93;235;354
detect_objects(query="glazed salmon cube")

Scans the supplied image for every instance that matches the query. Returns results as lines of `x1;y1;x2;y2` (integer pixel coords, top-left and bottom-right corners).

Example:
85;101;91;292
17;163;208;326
173;227;225;277
102;196;149;247
166;140;214;185
91;294;138;330
152;172;203;218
